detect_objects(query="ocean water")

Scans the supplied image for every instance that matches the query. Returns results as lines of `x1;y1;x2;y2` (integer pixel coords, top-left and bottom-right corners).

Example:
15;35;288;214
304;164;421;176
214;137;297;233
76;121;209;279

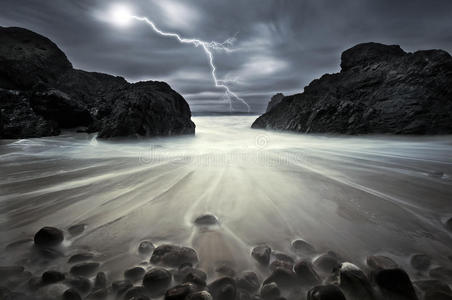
0;115;451;287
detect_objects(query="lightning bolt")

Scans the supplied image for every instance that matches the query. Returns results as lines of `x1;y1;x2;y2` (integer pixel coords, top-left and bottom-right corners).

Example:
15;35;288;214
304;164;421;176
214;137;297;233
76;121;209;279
131;16;251;112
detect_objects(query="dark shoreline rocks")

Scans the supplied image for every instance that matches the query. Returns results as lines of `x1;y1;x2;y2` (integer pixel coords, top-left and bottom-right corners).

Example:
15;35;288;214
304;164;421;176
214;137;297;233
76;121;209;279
0;26;195;139
252;42;452;135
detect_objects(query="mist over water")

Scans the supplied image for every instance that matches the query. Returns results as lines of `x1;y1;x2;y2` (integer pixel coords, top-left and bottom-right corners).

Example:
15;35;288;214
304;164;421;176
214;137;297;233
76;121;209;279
1;116;452;282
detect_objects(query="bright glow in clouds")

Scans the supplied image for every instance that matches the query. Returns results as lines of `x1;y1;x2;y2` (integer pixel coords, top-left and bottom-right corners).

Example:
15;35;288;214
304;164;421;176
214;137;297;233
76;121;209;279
110;4;133;27
107;4;250;112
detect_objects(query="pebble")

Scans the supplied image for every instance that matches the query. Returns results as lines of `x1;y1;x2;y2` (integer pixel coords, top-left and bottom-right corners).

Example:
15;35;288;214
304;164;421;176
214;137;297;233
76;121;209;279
194;214;219;226
138;241;155;255
124;286;149;300
68;224;86;237
186;291;213;300
150;244;198;267
263;268;297;289
291;239;315;256
208;277;237;300
124;266;146;282
34;227;64;248
293;260;320;286
70;262;100;277
94;272;107;290
366;255;398;270
67;276;92;294
42;270;65;284
307;285;346;300
336;262;374;300
68;252;95;264
251;245;271;265
313;253;339;274
62;288;82;300
165;283;195;300
260;282;280;300
236;271;260;293
142;268;172;295
375;268;418;300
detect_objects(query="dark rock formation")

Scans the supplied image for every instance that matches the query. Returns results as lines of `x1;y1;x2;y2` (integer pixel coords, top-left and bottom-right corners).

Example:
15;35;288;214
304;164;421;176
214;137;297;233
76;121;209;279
265;93;284;113
0;26;195;139
252;42;452;134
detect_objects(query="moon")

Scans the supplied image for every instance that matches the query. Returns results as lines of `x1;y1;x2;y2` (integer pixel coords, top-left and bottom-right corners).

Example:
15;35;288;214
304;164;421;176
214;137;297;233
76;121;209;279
110;4;133;27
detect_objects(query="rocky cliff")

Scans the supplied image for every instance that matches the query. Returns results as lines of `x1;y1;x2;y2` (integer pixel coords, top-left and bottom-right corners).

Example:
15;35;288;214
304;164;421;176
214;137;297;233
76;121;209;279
0;26;195;139
252;43;452;134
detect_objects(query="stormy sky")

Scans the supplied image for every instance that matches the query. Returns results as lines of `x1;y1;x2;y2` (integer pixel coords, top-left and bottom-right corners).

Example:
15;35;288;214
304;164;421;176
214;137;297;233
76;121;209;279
1;1;452;112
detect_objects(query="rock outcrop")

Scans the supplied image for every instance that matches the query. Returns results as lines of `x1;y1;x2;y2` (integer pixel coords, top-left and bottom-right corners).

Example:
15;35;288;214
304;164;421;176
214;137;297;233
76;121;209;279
252;42;452;134
265;93;284;112
0;26;195;139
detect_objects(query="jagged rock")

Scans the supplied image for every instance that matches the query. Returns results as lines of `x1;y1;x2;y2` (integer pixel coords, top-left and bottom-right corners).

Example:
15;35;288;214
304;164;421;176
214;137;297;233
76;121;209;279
150;244;198;268
34;227;64;248
307;285;346;300
266;93;285;112
251;245;271;265
208;277;236;300
0;26;195;139
142;268;172;295
375;268;418;300
252;42;452;135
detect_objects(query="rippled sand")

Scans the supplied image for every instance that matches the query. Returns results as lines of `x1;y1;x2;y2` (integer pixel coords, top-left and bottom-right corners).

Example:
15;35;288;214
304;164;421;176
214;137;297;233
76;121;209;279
1;116;451;281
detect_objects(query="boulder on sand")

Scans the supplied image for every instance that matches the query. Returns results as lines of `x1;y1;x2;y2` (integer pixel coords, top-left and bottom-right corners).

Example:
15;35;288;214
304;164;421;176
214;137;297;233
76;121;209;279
34;227;64;248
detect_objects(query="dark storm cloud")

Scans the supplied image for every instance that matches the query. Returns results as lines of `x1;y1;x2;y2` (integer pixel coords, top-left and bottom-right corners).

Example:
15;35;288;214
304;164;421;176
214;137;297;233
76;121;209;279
1;0;452;112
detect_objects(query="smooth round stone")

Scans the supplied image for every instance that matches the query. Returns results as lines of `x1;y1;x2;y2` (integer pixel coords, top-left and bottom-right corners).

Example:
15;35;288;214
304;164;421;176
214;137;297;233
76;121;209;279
366;255;398;270
336;262;374;300
165;283;195;300
142;268;172;295
68;252;95;264
112;280;132;296
70;262;100;277
34;227;64;248
186;291;213;300
260;282;280;300
124;267;146;282
62;288;82;300
215;264;236;277
307;285;346;300
67;276;92;294
68;224;86;237
272;252;295;264
293;260;320;286
150;244;198;267
410;254;431;271
42;270;65;284
291;239;315;255
236;271;260;293
138;241;155;255
251;245;271;265
313;253;339;274
269;260;293;272
194;214;218;226
87;288;108;299
375;268;418;299
124;286;149;300
263;268;297;289
208;277;236;300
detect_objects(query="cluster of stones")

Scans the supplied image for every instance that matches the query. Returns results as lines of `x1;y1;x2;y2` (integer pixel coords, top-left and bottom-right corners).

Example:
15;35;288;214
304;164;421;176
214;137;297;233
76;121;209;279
1;225;452;300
